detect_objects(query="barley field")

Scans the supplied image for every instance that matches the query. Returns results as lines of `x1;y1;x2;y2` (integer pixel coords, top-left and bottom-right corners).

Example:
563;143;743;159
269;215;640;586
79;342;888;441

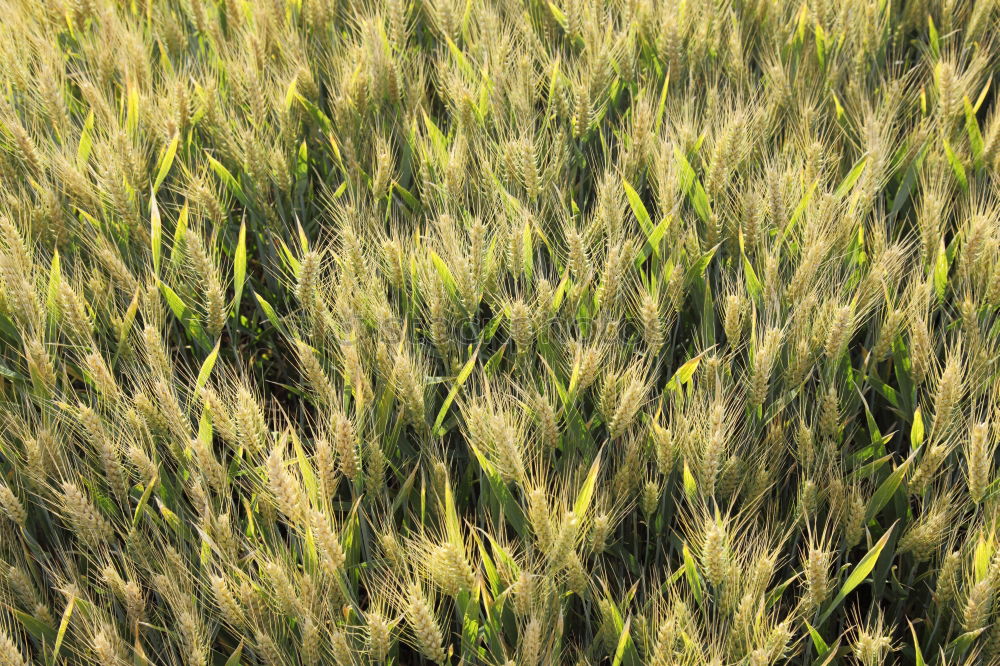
0;0;998;664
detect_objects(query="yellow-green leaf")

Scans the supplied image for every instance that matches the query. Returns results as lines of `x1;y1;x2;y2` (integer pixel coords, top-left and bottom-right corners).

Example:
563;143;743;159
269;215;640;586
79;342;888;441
835;156;867;197
150;190;161;276
207;153;249;208
805;621;830;656
158;499;181;532
153;134;179;194
171;203;189;270
909;620;926;666
682;459;697;500
432;341;480;435
611;616;632;666
866;456;912;522
973;533;994;582
233;220;247;316
682;542;703;604
117;289;140;353
964;96;984;168
573;453;602;517
942;138;967;190
444;479;462;546
225;642;243;666
818;524;895;624
46;250;61;317
196;339;221;392
623;177;653;237
911;407;924;450
52;593;75;662
430;251;457;295
77;110;94;170
125;83;140;135
667;353;703;392
255;292;283;332
933;240;948;301
928;16;939;57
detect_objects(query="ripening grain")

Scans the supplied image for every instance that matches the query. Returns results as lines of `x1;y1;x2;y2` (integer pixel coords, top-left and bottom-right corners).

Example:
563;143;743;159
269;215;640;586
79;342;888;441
0;0;998;664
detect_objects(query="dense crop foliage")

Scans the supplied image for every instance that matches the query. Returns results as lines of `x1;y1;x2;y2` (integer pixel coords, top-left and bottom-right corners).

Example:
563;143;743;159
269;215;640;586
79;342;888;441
0;0;998;664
